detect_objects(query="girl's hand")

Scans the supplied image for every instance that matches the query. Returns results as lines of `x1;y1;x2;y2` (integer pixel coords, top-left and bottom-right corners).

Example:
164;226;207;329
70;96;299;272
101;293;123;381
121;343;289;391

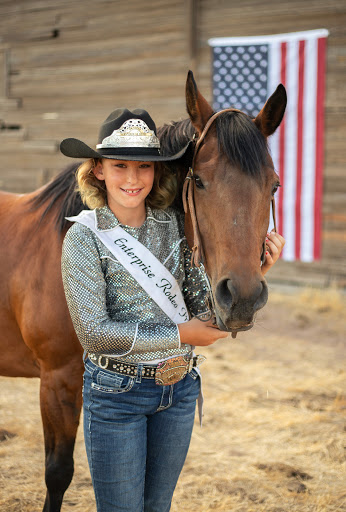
178;317;228;347
261;231;285;275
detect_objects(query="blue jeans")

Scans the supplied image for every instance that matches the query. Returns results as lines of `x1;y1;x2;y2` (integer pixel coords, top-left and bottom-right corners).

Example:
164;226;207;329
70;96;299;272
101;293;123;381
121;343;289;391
83;357;201;512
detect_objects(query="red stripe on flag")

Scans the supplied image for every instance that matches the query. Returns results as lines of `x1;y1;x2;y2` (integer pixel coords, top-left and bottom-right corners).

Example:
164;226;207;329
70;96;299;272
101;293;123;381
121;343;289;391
314;37;326;260
295;40;305;260
278;42;287;238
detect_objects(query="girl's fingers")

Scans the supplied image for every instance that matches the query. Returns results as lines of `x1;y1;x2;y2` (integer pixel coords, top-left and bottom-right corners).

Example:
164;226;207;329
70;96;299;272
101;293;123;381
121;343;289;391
266;238;279;254
266;232;279;245
261;231;286;275
266;232;285;255
267;231;285;247
264;251;274;265
265;240;279;262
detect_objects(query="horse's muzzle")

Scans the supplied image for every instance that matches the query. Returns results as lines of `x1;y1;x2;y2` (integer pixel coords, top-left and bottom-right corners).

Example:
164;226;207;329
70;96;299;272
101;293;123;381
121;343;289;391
215;315;254;334
214;276;268;332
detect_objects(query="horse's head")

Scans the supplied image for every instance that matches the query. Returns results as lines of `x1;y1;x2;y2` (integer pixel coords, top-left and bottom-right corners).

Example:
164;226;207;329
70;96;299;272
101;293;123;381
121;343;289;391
184;71;287;334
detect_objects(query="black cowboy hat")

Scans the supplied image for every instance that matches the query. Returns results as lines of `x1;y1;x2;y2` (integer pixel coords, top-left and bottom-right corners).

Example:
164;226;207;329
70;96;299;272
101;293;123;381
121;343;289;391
60;108;189;162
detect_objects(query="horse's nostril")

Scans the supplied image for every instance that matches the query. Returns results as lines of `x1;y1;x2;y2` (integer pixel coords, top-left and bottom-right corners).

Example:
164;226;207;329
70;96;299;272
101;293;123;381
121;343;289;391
215;277;268;313
215;279;235;309
254;280;268;312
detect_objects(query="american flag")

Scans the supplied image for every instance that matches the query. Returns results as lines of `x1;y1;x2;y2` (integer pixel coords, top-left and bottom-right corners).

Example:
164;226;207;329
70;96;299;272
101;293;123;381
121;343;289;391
209;29;328;261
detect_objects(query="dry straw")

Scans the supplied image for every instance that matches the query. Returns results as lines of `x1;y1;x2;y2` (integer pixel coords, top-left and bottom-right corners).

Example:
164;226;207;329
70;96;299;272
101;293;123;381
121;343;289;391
0;288;345;511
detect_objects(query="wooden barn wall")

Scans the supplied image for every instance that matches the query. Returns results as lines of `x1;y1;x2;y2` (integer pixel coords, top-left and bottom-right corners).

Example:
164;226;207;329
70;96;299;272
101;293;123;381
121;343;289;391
0;0;345;287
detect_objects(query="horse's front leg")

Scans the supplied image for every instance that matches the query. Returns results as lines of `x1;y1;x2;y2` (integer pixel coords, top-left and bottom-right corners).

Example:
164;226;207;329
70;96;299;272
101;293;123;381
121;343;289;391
40;359;83;512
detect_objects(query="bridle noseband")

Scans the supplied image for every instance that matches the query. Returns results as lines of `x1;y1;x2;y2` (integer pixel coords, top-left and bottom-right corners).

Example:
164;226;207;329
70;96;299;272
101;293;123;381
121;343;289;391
182;108;277;268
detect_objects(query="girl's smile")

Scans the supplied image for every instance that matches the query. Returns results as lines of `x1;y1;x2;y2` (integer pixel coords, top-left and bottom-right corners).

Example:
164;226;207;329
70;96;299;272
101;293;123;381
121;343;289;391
121;188;143;195
93;159;155;226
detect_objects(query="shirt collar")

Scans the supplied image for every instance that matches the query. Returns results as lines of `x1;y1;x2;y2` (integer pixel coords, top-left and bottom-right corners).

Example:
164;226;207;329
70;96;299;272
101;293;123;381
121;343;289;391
94;204;172;231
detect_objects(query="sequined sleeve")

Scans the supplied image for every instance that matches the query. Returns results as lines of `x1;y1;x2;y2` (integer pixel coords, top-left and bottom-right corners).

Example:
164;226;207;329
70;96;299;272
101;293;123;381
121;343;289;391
61;223;181;356
173;210;211;319
181;239;211;319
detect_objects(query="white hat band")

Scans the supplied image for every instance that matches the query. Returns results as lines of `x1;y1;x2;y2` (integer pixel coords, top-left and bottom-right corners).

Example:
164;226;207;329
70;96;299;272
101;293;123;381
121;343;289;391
96;119;160;149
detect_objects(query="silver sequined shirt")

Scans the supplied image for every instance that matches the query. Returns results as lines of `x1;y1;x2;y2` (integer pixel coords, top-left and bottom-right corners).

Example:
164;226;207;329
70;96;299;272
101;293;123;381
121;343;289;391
61;205;209;362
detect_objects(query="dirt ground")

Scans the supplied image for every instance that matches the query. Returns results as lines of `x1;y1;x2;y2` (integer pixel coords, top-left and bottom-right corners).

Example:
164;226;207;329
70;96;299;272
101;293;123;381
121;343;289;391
0;286;345;512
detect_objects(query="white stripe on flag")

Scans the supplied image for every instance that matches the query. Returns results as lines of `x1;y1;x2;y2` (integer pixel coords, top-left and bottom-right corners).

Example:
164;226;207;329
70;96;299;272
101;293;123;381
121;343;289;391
301;37;318;262
208;29;329;47
268;41;281;233
283;40;299;261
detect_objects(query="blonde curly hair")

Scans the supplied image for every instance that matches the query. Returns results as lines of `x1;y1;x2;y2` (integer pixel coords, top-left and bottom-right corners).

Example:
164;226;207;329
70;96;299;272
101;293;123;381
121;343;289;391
76;158;177;210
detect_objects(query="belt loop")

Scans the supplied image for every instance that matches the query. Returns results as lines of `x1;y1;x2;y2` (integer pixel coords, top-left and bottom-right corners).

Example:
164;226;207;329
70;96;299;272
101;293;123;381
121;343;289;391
136;364;143;383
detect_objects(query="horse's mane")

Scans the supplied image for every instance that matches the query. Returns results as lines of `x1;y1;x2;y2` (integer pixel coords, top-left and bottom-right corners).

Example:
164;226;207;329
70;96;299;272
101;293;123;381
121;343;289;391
158;118;195;159
29;111;268;233
29;162;88;232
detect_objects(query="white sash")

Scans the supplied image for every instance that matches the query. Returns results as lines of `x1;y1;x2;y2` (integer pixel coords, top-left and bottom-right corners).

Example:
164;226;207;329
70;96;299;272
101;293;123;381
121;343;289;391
66;210;189;325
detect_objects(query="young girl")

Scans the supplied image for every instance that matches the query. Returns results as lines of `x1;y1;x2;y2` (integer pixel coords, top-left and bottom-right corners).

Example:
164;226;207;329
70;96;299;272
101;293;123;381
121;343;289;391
60;107;284;512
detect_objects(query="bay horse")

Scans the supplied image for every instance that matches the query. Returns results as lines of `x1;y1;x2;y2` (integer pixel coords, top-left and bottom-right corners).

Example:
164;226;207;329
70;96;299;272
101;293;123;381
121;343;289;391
0;71;286;511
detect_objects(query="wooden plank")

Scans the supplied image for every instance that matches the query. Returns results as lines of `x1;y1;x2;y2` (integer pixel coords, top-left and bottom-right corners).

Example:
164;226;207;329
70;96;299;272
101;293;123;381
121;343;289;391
0;51;5;96
11;74;188;99
0;47;10;97
0;127;26;140
11;32;186;69
0;28;61;43
0;97;21;109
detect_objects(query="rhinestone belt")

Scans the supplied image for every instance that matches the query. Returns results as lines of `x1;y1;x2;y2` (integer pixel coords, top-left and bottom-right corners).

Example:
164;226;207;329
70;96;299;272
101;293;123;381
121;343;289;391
88;353;158;378
88;352;205;384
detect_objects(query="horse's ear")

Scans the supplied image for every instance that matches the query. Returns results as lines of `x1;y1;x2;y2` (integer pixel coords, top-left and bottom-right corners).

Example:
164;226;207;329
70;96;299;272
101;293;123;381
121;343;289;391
254;84;287;137
186;70;214;134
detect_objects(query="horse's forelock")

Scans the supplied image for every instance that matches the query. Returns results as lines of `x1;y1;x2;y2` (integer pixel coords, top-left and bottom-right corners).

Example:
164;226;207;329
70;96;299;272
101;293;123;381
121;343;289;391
158;113;269;178
215;111;269;177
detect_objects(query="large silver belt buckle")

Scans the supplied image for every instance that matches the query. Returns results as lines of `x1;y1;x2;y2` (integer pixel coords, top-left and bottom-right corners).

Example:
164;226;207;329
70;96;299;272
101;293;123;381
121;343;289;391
155;355;190;386
155;354;206;386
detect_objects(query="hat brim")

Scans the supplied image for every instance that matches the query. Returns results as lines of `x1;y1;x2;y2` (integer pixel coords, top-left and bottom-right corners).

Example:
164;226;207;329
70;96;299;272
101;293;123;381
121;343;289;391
60;138;191;162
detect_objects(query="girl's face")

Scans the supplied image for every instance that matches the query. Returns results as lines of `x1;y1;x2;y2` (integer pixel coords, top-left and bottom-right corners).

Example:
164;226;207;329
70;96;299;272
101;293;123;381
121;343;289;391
93;159;155;221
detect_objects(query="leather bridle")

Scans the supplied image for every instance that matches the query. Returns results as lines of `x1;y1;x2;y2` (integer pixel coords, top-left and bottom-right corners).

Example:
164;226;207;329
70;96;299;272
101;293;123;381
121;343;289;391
182;108;277;268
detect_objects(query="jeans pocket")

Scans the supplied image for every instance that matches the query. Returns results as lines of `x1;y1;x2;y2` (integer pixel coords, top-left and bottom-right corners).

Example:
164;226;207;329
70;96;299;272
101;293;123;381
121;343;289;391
187;368;199;381
91;370;135;394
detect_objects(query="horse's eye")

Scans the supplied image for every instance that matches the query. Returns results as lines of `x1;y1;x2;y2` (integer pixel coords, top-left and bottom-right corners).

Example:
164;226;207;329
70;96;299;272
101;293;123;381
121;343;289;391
272;183;280;195
194;175;205;189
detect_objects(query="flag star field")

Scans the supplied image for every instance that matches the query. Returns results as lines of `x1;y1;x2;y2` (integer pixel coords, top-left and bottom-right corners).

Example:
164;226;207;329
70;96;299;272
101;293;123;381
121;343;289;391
212;44;269;115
